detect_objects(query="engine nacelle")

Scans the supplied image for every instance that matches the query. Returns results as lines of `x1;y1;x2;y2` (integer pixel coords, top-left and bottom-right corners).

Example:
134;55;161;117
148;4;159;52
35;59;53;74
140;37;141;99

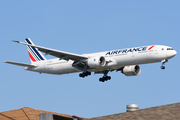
122;65;141;76
87;56;106;68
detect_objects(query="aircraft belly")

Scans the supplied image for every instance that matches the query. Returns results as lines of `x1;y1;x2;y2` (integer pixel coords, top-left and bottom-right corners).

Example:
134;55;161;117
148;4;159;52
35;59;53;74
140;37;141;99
48;62;80;74
28;62;80;75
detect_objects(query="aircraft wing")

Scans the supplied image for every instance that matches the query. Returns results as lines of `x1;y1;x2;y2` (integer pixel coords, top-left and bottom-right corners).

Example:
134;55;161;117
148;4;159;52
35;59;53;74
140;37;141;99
12;41;88;61
4;61;36;67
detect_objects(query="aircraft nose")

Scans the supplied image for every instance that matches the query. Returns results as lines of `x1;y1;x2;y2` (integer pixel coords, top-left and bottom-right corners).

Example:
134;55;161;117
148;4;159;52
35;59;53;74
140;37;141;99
173;50;177;56
167;50;177;58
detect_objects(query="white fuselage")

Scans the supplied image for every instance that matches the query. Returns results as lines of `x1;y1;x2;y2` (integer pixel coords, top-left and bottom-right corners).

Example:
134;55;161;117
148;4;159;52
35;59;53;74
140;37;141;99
25;45;176;75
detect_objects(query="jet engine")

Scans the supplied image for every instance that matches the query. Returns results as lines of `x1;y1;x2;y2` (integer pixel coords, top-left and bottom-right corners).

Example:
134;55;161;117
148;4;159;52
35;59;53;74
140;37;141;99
122;65;141;76
87;56;106;68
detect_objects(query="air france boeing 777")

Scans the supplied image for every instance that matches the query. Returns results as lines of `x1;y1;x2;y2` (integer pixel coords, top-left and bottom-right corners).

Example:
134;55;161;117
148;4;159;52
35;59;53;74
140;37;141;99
5;38;177;82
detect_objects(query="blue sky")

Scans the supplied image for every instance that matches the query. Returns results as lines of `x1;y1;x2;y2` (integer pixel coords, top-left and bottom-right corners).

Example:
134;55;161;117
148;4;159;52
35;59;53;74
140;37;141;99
1;0;180;118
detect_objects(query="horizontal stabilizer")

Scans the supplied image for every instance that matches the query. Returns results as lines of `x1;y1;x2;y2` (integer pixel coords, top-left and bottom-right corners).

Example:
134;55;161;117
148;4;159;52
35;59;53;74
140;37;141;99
4;61;36;67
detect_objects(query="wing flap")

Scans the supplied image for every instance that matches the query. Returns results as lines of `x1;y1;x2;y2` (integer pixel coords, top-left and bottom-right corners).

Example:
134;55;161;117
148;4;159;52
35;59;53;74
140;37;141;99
4;61;36;67
13;40;88;61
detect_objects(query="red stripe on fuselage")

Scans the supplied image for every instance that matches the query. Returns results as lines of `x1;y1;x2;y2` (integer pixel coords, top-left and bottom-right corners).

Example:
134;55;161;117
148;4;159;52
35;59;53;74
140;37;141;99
148;45;155;50
28;51;36;62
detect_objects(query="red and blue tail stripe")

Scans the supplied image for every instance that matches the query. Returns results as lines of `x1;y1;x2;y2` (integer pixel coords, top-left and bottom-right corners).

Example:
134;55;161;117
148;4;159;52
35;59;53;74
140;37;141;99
28;51;37;62
25;38;46;62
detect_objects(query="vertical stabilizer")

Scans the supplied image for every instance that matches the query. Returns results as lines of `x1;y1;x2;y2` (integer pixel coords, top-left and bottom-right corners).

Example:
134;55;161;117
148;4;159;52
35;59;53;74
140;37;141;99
25;38;46;63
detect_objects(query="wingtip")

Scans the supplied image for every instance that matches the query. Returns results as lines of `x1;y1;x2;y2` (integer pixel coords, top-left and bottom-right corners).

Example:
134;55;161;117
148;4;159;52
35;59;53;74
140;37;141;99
12;40;20;43
4;61;11;64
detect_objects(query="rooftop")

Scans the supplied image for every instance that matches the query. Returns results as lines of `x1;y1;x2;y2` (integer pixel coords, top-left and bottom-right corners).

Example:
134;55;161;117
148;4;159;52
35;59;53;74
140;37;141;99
88;102;180;120
1;102;180;120
0;107;74;120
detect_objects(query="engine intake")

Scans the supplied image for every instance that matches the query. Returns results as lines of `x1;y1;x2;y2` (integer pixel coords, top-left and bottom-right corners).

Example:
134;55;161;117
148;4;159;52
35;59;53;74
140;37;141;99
87;56;106;68
122;65;141;76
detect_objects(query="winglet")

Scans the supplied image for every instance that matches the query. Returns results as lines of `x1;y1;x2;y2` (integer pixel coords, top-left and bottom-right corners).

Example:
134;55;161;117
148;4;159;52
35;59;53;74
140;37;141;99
11;40;27;45
11;39;38;47
12;40;20;43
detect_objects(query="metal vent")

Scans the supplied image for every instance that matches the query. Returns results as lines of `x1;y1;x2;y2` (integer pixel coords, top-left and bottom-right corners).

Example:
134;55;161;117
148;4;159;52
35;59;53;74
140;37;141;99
127;104;139;112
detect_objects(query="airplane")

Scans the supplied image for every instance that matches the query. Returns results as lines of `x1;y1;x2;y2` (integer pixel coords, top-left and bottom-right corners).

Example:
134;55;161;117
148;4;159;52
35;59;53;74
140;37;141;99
4;38;177;82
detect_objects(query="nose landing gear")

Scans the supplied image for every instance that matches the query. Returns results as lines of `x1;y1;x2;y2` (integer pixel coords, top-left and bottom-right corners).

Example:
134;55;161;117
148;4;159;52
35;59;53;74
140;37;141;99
161;66;165;69
161;59;168;70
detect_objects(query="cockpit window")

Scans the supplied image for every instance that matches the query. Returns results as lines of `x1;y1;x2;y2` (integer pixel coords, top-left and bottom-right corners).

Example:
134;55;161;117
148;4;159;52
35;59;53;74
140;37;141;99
167;48;173;50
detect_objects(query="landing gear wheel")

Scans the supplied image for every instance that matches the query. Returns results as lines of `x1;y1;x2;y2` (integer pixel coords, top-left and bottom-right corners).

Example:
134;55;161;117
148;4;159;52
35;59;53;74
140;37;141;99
88;72;91;76
161;66;165;70
79;71;91;78
99;70;111;82
99;76;111;82
99;78;104;82
79;74;82;77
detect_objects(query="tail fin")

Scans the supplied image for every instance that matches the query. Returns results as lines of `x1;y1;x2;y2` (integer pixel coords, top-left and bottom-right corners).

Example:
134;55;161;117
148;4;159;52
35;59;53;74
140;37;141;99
25;38;46;63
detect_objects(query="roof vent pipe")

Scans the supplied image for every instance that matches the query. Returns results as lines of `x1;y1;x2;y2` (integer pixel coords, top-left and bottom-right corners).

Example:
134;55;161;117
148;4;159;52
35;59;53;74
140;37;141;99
72;115;83;120
127;104;139;112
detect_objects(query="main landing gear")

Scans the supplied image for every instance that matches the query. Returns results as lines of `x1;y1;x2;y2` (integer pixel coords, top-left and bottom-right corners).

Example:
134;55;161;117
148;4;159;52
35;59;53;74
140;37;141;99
99;71;111;82
79;71;91;78
79;69;111;82
99;76;111;82
161;59;168;70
